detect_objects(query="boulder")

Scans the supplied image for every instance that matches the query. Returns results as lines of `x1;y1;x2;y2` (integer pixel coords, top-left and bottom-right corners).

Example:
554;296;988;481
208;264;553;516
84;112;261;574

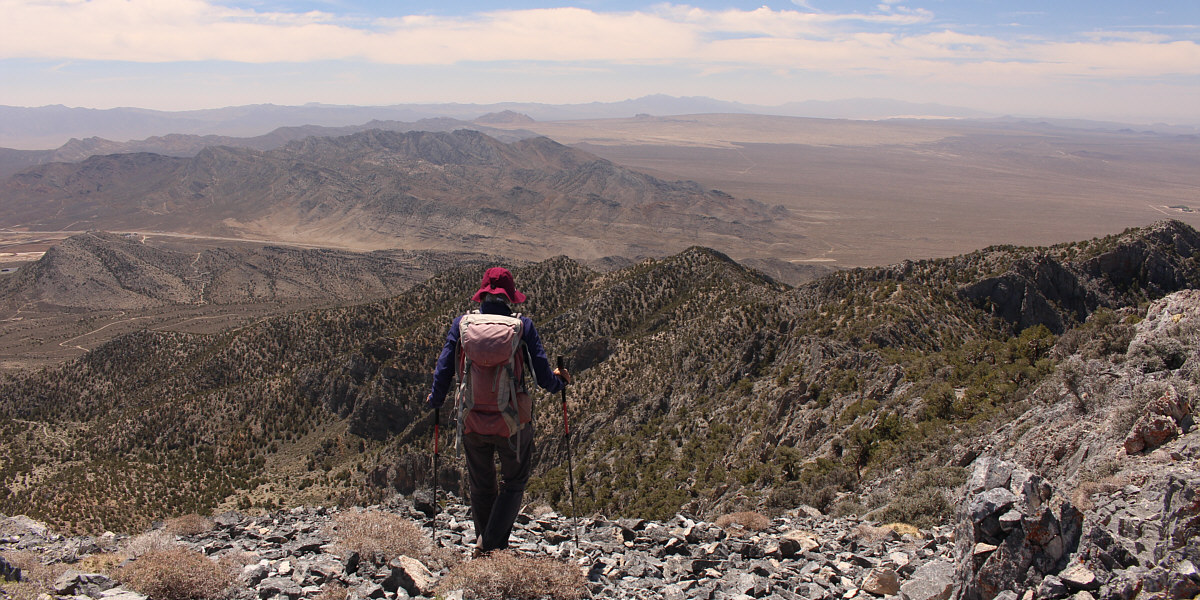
1124;414;1182;454
1035;575;1069;600
0;555;20;582
53;570;116;596
901;560;955;600
381;556;435;597
257;576;303;600
99;589;149;600
1058;564;1099;591
862;567;901;596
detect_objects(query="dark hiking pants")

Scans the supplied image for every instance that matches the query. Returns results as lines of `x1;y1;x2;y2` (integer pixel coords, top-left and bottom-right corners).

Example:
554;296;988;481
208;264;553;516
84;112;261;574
463;423;534;552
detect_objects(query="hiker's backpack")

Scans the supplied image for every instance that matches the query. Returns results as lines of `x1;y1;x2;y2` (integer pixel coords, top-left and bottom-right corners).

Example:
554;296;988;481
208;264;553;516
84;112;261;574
454;312;533;443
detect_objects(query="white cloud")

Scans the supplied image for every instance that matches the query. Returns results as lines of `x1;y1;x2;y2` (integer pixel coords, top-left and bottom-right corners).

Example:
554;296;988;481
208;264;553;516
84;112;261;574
0;0;1197;84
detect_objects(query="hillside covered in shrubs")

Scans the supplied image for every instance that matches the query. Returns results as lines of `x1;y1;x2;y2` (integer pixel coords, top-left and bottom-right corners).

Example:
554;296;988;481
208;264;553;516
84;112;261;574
1;220;1199;535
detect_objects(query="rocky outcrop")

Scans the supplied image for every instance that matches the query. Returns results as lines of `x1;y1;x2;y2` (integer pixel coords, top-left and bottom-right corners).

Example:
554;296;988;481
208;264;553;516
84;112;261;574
952;458;1083;600
959;257;1090;334
958;221;1200;335
1122;383;1192;454
1080;220;1200;302
952;450;1200;600
1075;470;1200;600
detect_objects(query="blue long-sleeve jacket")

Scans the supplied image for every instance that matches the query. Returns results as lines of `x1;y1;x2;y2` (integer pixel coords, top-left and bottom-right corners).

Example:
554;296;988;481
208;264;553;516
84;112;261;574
428;301;564;409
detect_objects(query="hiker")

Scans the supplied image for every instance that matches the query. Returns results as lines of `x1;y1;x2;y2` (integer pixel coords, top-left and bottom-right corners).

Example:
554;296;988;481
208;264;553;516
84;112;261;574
427;267;571;555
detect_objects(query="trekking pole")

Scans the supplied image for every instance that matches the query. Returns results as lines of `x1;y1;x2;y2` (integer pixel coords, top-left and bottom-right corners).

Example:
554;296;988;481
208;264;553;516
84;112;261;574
432;407;440;543
558;356;580;551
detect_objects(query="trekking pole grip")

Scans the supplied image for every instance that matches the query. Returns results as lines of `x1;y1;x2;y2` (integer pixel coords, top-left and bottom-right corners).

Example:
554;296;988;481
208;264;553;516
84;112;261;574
557;356;569;430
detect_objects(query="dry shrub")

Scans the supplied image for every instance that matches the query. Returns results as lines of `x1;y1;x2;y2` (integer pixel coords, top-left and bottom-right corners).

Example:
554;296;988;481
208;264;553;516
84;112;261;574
853;523;895;543
1;551;71;600
123;529;179;558
327;510;430;564
313;583;349;600
715;511;770;534
428;546;466;572
434;551;588;600
116;547;232;600
164;514;215;537
1072;475;1129;511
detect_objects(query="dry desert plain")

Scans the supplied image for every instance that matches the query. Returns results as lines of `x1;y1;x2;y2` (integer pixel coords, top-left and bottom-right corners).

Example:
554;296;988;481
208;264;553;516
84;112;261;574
483;114;1200;266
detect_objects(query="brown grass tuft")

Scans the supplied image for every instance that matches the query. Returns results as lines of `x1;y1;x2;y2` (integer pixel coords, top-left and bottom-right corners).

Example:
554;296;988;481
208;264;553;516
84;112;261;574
77;552;124;576
164;514;215;537
327;509;430;565
434;551;589;600
116;547;233;600
882;522;922;538
715;511;770;534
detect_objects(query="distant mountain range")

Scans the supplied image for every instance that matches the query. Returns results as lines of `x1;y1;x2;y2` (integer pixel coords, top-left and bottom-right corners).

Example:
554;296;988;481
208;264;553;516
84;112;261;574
0;129;797;261
0;118;539;179
0;96;998;150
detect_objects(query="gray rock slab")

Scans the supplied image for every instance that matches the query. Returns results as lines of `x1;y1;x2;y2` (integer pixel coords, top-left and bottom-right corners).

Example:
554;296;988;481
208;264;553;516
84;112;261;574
900;560;954;600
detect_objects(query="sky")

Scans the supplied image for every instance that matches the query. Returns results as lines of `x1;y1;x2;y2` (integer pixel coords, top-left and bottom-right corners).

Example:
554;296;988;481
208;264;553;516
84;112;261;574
1;0;1198;123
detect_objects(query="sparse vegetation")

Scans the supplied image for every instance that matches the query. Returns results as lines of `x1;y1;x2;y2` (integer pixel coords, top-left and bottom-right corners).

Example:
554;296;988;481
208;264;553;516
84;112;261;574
0;551;70;600
715;511;770;534
327;510;430;565
433;551;588;600
164;513;215;537
116;547;233;600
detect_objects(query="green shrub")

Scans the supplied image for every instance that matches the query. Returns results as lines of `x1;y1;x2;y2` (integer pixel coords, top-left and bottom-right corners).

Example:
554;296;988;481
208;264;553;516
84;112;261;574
872;466;966;528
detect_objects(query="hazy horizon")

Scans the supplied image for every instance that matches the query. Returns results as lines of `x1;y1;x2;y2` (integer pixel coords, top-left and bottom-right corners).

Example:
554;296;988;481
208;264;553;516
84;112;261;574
2;1;1198;124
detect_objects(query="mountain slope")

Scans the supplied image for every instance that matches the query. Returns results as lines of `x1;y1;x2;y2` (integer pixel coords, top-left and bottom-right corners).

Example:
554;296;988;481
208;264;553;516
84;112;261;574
0;221;1196;534
0;231;502;311
0;129;795;260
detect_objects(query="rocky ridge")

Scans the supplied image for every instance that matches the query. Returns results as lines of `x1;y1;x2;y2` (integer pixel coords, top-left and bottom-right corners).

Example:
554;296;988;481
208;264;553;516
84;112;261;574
1;496;958;600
